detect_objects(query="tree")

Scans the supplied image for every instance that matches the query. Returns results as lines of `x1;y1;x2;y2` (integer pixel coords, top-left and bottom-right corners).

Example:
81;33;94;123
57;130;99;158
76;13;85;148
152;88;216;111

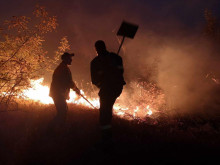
54;36;70;64
204;9;220;42
0;5;58;105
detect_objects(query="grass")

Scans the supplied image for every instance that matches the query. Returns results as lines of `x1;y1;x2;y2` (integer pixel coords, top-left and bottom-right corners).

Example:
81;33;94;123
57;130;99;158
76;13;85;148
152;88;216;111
0;103;220;165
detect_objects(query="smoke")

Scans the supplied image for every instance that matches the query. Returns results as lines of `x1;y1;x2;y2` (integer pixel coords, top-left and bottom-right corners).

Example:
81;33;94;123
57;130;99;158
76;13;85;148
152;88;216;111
156;37;216;113
124;29;220;114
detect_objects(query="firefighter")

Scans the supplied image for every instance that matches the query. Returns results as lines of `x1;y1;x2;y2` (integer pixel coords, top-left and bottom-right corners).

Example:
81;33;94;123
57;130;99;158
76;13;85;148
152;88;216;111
49;52;80;127
90;40;126;144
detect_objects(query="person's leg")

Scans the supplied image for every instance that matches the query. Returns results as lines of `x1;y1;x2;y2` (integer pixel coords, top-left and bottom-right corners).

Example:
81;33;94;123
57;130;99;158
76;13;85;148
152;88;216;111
99;86;123;143
53;97;68;127
99;96;115;124
99;95;117;141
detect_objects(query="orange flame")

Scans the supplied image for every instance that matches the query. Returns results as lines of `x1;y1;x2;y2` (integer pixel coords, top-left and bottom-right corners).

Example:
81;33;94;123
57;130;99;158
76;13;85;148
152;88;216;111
18;78;165;120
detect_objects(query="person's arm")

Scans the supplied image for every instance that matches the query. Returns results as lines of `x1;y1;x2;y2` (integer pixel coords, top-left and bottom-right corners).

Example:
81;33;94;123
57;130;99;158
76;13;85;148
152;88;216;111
70;80;80;94
90;59;102;88
116;56;124;74
66;67;81;95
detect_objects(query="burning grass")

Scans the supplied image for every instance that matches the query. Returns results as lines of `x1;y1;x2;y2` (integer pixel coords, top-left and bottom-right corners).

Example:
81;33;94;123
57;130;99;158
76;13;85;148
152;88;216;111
1;77;166;121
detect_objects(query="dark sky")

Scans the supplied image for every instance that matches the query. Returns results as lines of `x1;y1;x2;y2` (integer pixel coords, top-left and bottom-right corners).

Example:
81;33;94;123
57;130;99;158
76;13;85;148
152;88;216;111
0;0;220;84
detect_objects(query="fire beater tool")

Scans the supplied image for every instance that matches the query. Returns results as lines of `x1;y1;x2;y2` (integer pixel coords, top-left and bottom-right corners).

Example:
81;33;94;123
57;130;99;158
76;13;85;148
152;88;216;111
117;21;139;55
79;93;96;109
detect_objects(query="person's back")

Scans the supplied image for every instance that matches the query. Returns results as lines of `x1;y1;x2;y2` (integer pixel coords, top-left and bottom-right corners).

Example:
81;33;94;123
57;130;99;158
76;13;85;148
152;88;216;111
104;52;126;86
91;51;126;89
50;62;72;99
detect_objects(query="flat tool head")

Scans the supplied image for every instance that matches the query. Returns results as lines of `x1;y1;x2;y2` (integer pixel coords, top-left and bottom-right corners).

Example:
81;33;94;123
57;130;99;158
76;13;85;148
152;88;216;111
117;21;139;39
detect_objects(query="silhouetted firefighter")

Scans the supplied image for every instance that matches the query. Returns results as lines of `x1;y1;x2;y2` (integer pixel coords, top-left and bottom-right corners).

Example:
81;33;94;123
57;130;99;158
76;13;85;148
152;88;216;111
49;52;80;127
90;40;126;144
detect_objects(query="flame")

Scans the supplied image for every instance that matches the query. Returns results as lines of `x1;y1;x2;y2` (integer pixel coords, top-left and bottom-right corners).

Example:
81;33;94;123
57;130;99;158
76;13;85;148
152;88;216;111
16;78;166;120
21;78;100;108
22;78;53;104
146;105;153;115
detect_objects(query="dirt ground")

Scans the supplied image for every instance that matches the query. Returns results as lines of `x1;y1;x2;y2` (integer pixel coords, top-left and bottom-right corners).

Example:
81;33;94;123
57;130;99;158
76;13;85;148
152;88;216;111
0;104;220;165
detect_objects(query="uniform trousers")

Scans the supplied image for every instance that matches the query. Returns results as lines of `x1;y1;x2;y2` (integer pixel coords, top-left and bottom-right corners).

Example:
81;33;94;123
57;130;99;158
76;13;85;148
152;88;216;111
98;85;123;141
52;96;68;126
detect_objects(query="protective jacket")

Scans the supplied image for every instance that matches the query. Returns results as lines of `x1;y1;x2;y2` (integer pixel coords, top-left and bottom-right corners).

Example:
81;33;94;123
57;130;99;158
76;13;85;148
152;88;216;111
90;51;126;89
49;62;76;100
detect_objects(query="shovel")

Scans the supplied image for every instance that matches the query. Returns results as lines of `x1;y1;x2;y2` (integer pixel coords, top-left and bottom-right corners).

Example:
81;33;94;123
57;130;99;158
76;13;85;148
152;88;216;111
117;21;139;55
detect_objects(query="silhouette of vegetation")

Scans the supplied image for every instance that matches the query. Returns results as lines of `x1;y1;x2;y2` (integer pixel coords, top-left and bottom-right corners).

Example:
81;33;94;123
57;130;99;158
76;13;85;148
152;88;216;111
54;36;71;64
204;9;220;43
0;6;70;106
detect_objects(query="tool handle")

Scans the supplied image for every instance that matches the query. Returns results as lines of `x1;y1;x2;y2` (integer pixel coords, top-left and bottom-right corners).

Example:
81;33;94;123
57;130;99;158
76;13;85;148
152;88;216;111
117;35;125;55
80;94;96;109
